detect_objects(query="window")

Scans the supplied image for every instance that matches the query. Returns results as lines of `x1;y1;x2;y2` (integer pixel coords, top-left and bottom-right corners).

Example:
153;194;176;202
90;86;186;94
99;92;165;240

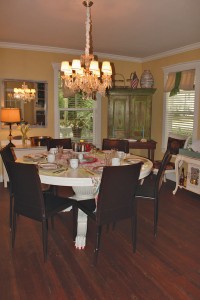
162;61;200;150
164;89;195;136
58;77;94;141
52;63;102;148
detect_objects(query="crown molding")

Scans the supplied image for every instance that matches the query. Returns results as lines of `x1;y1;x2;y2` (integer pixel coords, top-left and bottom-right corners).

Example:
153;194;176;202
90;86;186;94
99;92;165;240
0;41;199;63
141;42;200;62
0;42;141;63
0;42;82;55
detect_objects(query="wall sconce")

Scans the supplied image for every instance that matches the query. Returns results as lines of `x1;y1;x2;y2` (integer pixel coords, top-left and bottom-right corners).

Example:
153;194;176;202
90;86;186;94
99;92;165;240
1;108;21;146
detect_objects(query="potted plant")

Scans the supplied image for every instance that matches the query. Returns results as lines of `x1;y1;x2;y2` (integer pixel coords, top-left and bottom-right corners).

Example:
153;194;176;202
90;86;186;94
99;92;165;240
67;117;89;138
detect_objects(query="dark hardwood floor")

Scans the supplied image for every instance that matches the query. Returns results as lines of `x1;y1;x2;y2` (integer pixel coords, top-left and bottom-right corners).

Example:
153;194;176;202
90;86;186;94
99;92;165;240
1;180;200;300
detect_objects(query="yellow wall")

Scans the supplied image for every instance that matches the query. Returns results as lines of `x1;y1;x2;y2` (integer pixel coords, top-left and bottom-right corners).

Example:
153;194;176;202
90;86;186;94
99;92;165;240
0;47;200;161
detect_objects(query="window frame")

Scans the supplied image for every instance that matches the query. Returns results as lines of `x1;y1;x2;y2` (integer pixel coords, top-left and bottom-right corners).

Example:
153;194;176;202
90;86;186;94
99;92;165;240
162;61;200;151
52;63;102;148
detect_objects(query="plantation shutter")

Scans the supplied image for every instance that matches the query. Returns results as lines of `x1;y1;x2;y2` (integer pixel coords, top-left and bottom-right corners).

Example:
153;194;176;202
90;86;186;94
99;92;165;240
164;69;195;138
165;89;195;136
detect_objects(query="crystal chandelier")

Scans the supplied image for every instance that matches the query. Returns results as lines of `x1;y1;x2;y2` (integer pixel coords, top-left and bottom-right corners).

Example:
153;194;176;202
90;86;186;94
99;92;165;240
14;82;36;103
61;0;112;100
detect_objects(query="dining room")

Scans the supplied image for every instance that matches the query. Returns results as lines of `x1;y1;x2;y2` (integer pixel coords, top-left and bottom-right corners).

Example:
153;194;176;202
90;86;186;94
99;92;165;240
0;0;200;299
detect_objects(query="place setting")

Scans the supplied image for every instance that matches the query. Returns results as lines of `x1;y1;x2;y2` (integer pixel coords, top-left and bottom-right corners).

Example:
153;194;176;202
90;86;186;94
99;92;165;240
23;152;47;162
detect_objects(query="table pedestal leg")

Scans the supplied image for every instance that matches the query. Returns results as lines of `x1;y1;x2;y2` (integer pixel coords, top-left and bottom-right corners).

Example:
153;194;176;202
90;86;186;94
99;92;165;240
71;185;95;249
75;209;88;249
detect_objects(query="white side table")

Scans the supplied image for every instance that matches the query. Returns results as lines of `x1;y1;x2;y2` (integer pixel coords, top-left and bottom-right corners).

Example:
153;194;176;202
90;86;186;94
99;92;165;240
173;154;200;195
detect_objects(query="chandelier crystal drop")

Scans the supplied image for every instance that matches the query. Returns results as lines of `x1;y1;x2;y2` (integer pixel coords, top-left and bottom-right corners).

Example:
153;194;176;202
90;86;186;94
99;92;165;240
61;0;112;100
14;82;36;103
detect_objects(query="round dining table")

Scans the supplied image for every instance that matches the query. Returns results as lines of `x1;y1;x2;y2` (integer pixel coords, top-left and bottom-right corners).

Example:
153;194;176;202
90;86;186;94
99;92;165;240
17;152;153;249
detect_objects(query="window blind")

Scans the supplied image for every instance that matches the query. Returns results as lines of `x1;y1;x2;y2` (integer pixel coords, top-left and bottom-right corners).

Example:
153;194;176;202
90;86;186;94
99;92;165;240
165;90;195;136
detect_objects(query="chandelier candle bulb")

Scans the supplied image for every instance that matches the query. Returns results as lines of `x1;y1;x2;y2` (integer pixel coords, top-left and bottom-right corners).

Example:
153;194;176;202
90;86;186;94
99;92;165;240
61;61;70;72
102;61;112;74
72;60;81;71
89;61;99;72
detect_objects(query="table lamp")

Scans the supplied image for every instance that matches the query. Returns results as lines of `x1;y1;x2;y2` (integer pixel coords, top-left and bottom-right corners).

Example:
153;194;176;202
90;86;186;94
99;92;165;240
1;108;21;146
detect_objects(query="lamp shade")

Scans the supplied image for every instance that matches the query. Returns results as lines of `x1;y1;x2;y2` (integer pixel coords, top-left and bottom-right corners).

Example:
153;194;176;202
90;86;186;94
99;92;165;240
102;61;112;75
1;108;21;123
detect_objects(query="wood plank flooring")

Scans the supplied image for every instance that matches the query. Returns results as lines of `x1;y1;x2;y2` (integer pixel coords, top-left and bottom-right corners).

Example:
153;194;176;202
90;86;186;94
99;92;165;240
0;180;200;300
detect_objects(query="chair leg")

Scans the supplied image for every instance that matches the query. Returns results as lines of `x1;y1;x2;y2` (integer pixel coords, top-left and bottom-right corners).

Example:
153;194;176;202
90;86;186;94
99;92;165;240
51;216;54;229
12;212;16;248
72;205;78;241
93;225;102;266
154;197;159;237
132;198;138;253
53;185;58;196
42;219;48;262
163;173;167;182
9;194;13;231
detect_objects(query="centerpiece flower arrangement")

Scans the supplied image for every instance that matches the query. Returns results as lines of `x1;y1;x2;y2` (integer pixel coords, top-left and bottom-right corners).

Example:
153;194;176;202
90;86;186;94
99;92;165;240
18;120;30;144
67;117;86;130
67;117;89;138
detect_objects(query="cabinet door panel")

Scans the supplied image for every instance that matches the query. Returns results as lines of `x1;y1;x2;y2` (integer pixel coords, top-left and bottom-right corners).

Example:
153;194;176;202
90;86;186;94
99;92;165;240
108;96;129;138
130;95;152;140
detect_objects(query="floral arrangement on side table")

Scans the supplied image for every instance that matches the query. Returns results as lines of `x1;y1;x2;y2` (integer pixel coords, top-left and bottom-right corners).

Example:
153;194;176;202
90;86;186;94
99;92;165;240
18;121;30;145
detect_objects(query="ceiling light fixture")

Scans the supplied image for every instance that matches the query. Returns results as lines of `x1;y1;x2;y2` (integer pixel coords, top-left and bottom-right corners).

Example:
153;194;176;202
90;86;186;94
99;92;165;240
61;0;112;100
14;82;36;103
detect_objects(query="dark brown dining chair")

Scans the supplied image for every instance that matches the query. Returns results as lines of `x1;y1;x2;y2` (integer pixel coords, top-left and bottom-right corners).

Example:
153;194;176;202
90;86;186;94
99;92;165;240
102;138;129;153
1;144;51;230
153;133;191;181
135;150;172;237
73;163;142;265
47;138;72;151
0;144;16;230
8;161;74;261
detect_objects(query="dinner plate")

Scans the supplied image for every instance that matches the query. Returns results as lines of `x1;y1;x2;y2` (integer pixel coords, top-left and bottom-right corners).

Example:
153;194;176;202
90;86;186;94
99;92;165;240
23;153;46;162
80;157;97;164
124;158;142;165
38;163;58;170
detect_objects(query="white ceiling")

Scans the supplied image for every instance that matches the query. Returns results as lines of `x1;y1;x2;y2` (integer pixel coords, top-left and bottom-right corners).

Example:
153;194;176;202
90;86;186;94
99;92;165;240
0;0;200;60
